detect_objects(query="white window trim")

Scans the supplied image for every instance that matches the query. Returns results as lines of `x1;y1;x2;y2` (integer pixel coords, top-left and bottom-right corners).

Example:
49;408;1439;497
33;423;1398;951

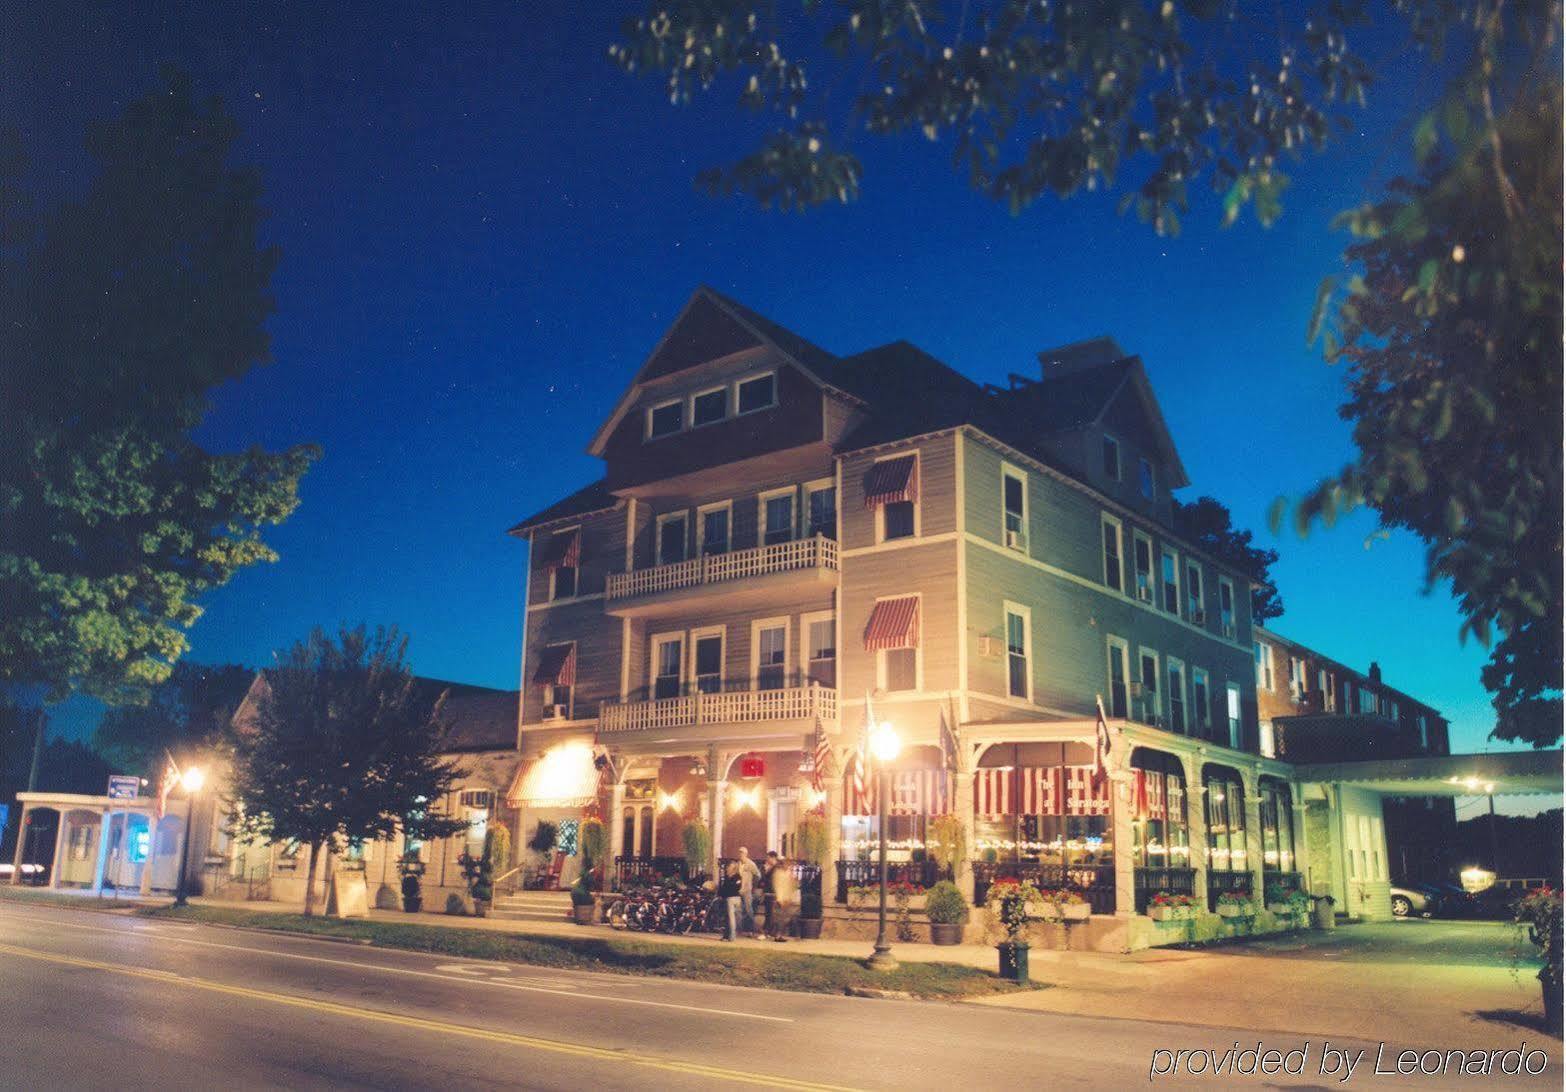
541;640;577;720
803;478;836;538
1136;646;1162;721
655;510;689;566
1166;655;1188;733
734;370;778;417
1106;635;1131;713
691;625;726;692
649;631;686;696
1191;667;1212;733
1259;719;1277;758
1254;640;1275;692
749;616;791;689
688;384;730;429
1160;545;1182;618
872;451;922;544
1003;600;1033;702
758;486;798;544
1132;529;1156;604
546;524;581;602
1001;462;1029;554
801;609;836;681
1225;683;1243;750
872;592;922;693
696;500;732;555
1101;513;1124;592
1185;559;1205;622
1102;432;1122;481
645;397;685;441
1217;576;1237;638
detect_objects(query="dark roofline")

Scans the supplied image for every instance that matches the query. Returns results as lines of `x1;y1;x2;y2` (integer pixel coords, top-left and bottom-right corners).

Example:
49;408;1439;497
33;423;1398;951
1253;625;1445;717
507;480;620;537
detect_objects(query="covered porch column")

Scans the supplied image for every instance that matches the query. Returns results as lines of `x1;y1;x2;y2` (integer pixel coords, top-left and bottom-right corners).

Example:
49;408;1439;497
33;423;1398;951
9;802;30;885
47;811;71;889
1242;768;1266;909
705;745;730;880
88;809;113;895
821;746;844;901
951;748;976;904
1179;753;1209;908
1110;766;1137;916
606;756;627;885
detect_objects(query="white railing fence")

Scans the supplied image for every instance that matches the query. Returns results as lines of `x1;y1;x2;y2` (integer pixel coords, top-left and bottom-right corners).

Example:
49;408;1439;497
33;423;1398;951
599;684;838;733
606;535;838;601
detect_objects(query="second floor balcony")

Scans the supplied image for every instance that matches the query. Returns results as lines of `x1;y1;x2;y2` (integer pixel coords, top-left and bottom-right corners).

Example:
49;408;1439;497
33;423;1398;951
604;534;838;618
599;681;837;734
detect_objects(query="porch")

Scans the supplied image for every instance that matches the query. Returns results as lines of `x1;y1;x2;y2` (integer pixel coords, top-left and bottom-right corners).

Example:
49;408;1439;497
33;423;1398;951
599;682;837;733
604;535;839;618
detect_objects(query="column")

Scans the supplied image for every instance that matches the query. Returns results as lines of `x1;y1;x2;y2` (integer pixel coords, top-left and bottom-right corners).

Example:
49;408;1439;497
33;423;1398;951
1181;754;1209;910
822;756;844;903
1243;770;1266;908
139;812;156;895
952;765;976;903
9;803;29;885
1291;799;1312;893
706;779;726;879
1110;770;1137;915
89;810;113;894
48;813;68;889
607;776;627;889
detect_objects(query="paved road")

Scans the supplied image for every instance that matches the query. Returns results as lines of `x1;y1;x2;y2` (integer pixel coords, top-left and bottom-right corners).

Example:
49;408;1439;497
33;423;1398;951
1215;918;1537;967
0;902;1554;1090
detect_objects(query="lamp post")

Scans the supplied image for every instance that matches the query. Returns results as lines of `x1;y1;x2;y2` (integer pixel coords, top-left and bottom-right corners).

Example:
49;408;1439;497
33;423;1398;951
867;721;901;971
172;764;205;908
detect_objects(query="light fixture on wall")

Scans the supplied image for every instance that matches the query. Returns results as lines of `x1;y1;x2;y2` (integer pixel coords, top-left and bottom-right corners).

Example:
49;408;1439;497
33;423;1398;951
659;789;683;813
690;761;707;778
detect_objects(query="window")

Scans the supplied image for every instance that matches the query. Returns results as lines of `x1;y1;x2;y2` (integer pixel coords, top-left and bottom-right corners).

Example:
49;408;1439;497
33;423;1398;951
805;614;836;688
1417;714;1429;750
691;386;727;427
698;503;730;556
1138;457;1155;501
1253;640;1274;691
1259;720;1276;757
1106;637;1130;719
755;622;787;690
1359;687;1378;715
1288;656;1307;699
1160;547;1180;615
1259;779;1296;872
1166;657;1187;734
867;454;919;542
882;647;917;691
1101;515;1123;591
1102;434;1121;481
533;644;576;719
1185;562;1205;622
1225;684;1242;749
547;681;573;716
647;399;683;439
652;635;683;700
866;596;920;693
1191;668;1211;737
1319;668;1334;710
1218;577;1236;637
542;529;579;601
1131;752;1189;872
1137;649;1160;723
1005;604;1031;700
551;560;577;601
693;630;723;694
736;373;777;415
1002;466;1027;551
1390;700;1400;722
1133;532;1155;603
1204;770;1248;883
805;483;836;539
761;490;795;545
881;500;913;541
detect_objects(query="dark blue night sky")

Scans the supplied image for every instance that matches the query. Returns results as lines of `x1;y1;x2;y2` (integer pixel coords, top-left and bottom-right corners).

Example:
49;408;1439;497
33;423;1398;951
4;4;1514;777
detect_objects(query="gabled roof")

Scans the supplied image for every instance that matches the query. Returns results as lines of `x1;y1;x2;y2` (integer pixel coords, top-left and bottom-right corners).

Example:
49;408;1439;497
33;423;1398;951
506;479;618;537
585;286;860;457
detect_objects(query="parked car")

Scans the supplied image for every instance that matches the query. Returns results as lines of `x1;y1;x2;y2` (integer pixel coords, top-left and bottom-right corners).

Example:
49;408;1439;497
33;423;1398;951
0;862;48;886
1389;883;1440;918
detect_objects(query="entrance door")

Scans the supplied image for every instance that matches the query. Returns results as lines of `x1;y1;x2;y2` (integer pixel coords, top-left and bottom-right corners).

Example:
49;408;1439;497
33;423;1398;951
772;798;800;858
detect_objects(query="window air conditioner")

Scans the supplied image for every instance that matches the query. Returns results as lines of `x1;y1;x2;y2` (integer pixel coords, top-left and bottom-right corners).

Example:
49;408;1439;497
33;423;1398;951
1136;583;1154;603
977;635;1000;657
1222;623;1237;639
543;704;568;720
1005;528;1027;552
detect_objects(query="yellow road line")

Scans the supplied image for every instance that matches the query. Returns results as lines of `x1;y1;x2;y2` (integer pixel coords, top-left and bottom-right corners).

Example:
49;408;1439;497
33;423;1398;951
0;941;855;1091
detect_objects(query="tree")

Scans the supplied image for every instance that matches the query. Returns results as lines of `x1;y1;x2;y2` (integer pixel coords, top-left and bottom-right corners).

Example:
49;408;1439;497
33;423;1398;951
1172;496;1283;622
0;70;318;711
228;626;468;915
1;702;111;858
93;662;255;779
1288;79;1561;745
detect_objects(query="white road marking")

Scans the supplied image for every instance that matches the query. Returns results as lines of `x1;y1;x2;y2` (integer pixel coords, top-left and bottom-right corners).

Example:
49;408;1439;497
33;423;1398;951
0;906;791;1023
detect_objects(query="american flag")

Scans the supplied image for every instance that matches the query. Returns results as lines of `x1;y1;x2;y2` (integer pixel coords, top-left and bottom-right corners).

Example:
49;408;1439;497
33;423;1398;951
156;753;180;820
809;717;832;793
938;698;959;773
850;692;872;808
1091;694;1113;792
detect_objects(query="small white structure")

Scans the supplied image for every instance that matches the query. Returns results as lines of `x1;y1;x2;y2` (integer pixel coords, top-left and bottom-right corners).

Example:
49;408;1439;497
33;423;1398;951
8;792;195;896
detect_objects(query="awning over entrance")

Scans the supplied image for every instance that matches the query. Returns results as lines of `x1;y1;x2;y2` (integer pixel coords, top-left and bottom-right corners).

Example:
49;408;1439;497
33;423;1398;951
1292;749;1562;797
507;741;600;808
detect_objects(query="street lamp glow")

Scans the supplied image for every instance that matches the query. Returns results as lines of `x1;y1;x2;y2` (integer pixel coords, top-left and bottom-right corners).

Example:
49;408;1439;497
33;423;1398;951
870;722;901;763
180;765;206;793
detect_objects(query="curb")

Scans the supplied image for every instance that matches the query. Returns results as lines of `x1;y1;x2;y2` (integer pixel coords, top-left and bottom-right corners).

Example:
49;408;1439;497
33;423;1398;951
844;986;915;1000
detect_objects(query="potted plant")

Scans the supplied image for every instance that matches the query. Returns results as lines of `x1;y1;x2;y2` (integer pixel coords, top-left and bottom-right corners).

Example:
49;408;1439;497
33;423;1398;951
1312;892;1337;929
1264;879;1307;916
578;818;608;890
1147;892;1194;921
1514;886;1562;1030
569;877;597;924
924;880;969;945
1216;890;1254;919
397;850;424;913
682;819;712;883
795;813;829;939
1054;887;1092;922
985;879;1041;983
1032;888;1062;919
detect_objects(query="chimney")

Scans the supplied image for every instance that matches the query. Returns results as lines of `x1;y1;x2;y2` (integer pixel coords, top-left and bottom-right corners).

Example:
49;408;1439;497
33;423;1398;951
1037;336;1127;379
1368;662;1382;683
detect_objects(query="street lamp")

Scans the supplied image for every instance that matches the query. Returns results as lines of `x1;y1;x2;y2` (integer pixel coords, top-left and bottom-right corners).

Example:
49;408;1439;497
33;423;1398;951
867;721;901;971
173;764;205;908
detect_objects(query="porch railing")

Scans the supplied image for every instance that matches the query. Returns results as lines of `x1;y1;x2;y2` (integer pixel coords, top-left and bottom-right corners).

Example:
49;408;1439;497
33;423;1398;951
606;535;838;602
1133;866;1198;913
972;862;1117;915
612;855;690;891
834;859;950;903
600;682;836;733
1207;868;1255;911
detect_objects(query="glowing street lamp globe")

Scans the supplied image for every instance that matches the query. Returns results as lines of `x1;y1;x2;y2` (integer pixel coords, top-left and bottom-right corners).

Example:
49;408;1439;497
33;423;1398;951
180;765;206;794
869;722;901;763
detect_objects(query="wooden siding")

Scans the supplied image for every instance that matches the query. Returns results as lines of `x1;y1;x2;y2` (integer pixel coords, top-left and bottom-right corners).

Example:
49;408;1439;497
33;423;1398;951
632;467;834;569
839;433;958;551
526;505;625;608
520;598;622;726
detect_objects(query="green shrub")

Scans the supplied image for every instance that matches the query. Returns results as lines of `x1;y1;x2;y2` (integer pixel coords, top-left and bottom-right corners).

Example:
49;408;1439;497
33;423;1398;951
926;815;967;873
569;877;595;907
796;813;829;866
485;824;510;876
527;820;558;855
578;819;607;886
682;820;712;878
924;880;970;925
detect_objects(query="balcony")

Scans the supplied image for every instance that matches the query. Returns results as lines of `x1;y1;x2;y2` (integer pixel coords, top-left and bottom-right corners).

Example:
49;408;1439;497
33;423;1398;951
604;535;838;618
599;683;837;733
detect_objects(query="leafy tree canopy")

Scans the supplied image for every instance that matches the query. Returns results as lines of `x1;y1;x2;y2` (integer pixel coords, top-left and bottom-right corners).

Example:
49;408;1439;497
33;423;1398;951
93;661;255;779
228;625;468;914
1172;495;1283;622
0;702;112;856
0;70;318;707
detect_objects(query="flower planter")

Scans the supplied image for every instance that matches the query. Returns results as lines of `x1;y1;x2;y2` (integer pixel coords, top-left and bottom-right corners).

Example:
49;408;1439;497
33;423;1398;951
997;941;1030;984
1034;904;1061;921
1149;905;1183;922
797;917;824;940
1059;903;1091;922
929;922;963;946
1217;903;1251;919
572;903;597;925
1266;902;1293;915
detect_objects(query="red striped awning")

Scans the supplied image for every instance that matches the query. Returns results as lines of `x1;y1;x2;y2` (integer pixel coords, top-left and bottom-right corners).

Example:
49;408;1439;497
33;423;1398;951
533;644;577;687
864;596;920;651
975;767;1011;819
538;530;581;571
848;769;948;817
862;455;919;508
975;766;1107;817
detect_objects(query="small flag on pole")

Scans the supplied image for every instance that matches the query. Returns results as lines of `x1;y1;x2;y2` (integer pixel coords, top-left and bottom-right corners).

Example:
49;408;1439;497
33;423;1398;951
810;717;832;793
1091;694;1113;792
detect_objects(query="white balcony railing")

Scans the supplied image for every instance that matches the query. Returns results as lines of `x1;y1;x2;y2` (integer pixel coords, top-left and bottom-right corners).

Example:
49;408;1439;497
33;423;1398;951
599;683;837;733
605;535;838;602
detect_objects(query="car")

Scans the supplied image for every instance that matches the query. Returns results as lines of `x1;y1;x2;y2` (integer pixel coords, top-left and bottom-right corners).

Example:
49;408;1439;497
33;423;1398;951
1389;883;1441;918
0;862;48;886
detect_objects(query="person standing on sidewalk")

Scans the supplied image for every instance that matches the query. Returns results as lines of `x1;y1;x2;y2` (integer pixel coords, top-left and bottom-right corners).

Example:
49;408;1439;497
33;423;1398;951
763;852;795;941
735;846;761;937
719;863;743;941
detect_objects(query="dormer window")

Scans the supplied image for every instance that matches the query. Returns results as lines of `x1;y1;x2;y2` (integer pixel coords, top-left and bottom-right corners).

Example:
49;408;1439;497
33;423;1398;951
647;400;683;440
1138;457;1156;501
736;373;777;415
691;387;727;427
